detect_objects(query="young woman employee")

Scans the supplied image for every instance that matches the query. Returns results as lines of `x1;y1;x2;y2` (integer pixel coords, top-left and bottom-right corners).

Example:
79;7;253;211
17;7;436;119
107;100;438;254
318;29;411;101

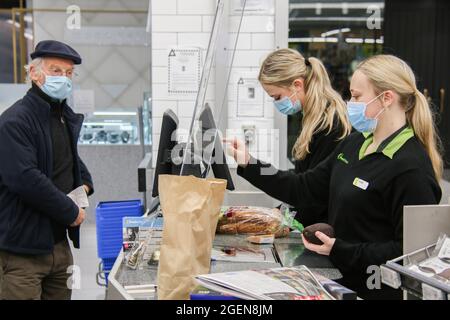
257;48;351;226
226;55;443;299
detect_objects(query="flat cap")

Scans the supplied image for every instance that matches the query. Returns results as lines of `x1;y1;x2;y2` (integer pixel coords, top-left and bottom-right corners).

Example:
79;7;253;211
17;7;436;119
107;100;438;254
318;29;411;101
30;40;82;64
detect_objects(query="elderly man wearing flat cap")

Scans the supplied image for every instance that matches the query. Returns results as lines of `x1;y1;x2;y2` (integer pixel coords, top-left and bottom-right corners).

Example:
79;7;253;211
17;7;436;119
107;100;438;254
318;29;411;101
0;40;94;300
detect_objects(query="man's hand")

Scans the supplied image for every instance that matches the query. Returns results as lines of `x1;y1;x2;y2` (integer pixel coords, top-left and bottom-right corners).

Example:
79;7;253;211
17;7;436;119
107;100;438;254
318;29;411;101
70;207;86;227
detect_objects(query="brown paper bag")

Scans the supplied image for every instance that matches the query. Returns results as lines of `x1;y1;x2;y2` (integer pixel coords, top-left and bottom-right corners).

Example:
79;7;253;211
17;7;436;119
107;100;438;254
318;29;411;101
157;175;227;300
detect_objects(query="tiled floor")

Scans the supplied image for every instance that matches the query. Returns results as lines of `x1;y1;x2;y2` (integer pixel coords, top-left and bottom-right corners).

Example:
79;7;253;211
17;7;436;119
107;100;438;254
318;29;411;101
70;223;106;300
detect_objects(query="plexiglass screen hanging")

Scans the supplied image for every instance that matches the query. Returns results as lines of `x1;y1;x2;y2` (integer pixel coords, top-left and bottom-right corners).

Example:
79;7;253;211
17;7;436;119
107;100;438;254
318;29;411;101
180;0;248;177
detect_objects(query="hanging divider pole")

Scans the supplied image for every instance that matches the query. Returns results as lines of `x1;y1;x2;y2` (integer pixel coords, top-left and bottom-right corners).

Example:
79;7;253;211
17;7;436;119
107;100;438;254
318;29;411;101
180;0;225;176
205;0;247;175
180;0;247;177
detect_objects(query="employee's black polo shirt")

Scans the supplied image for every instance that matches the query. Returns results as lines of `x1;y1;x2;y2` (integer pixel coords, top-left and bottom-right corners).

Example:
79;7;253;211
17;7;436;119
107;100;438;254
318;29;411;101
238;126;442;299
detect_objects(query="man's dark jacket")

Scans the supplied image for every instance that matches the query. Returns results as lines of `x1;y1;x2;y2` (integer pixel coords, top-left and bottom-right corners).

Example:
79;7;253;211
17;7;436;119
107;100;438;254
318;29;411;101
0;88;94;255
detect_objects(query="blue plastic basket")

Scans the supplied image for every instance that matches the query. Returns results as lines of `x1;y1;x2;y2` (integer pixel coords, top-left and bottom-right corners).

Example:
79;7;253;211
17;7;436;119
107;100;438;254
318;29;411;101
96;200;144;260
102;258;116;271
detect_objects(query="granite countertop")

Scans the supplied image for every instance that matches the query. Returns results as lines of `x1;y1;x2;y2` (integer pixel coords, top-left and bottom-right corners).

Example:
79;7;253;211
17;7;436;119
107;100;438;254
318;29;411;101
212;233;342;280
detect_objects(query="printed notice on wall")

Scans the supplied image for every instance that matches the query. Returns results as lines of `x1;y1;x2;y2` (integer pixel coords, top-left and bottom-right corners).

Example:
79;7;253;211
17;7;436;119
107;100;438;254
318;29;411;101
168;48;202;95
237;77;265;117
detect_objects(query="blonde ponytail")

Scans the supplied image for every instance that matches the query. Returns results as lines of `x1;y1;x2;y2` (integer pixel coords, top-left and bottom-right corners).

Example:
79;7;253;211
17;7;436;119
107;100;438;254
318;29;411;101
408;90;443;180
357;55;443;180
300;57;351;159
259;49;351;160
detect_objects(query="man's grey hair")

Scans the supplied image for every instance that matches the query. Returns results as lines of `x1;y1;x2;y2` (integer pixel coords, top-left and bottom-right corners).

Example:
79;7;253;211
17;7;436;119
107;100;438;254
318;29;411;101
24;58;44;82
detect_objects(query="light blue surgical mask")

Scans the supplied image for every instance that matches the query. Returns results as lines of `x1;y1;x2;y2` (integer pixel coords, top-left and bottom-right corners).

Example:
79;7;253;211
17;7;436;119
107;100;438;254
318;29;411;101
41;73;73;101
347;92;386;133
274;90;302;115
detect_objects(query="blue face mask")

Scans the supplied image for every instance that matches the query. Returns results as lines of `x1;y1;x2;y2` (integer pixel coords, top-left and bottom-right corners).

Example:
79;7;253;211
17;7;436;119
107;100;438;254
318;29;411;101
41;74;73;101
274;90;302;115
347;92;386;133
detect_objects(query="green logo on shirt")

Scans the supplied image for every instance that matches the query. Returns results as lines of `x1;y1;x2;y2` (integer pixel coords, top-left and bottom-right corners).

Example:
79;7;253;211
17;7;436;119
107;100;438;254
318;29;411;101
337;153;349;164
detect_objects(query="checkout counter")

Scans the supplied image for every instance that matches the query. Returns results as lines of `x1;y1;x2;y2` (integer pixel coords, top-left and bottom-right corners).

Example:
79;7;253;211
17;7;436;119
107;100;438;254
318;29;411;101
105;230;342;300
98;104;450;300
103;198;450;300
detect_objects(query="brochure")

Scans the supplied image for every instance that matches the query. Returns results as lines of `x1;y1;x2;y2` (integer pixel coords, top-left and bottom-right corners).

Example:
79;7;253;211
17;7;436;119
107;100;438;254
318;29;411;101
122;216;163;270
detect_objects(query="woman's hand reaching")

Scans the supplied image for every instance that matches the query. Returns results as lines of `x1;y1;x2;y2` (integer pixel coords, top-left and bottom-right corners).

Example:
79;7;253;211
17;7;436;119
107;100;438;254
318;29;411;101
223;137;250;167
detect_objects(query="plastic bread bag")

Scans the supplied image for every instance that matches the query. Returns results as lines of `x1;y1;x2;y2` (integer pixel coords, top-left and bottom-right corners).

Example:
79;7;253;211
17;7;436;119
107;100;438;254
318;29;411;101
216;205;303;238
279;203;304;233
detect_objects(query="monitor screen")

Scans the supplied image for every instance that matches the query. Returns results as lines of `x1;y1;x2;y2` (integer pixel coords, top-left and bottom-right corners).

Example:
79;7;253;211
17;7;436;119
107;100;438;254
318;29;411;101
151;106;234;198
151;109;179;198
198;105;235;191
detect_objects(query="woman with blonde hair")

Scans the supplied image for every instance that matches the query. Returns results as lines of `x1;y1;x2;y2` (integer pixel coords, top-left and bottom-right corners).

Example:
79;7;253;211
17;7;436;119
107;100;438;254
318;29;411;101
227;54;442;299
255;48;352;226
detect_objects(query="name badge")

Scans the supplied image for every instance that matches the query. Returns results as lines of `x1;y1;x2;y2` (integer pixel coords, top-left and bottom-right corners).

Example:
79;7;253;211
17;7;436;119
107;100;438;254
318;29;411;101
353;178;369;190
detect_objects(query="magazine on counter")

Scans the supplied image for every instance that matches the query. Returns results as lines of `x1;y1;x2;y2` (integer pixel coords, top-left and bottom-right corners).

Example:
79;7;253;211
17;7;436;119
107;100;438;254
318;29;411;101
195;266;338;300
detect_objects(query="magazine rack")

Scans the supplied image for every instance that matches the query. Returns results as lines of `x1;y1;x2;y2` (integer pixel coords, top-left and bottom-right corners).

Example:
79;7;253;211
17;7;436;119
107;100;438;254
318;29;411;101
381;243;450;300
381;203;450;300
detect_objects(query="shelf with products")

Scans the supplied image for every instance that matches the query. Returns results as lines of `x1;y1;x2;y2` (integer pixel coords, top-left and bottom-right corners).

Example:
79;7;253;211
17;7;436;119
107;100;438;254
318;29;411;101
381;235;450;300
79;113;140;145
79;123;135;145
79;94;152;146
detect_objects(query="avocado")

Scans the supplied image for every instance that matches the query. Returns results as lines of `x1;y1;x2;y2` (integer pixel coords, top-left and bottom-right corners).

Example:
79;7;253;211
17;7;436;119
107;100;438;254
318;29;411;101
302;223;335;245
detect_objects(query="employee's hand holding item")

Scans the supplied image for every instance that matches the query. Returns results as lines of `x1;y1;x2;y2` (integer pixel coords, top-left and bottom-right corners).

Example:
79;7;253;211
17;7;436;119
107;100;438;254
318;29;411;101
0;40;94;300
224;137;250;167
301;232;336;256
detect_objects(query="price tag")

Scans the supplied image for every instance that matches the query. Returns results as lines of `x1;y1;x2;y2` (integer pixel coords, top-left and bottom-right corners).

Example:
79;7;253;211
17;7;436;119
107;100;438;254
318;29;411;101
422;283;445;300
381;265;401;289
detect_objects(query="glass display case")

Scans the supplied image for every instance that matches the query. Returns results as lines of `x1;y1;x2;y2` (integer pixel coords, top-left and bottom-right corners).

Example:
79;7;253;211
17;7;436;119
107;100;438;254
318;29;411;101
78;91;152;146
79;117;139;145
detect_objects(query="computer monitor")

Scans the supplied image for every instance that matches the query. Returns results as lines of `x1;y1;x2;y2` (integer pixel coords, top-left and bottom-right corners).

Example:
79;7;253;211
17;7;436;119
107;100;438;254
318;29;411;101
151;109;179;198
151;106;234;198
151;109;203;198
198;105;235;191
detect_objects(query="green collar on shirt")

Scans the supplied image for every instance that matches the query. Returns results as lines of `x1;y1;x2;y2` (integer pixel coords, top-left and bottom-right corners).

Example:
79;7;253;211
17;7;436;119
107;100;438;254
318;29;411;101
359;126;415;160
